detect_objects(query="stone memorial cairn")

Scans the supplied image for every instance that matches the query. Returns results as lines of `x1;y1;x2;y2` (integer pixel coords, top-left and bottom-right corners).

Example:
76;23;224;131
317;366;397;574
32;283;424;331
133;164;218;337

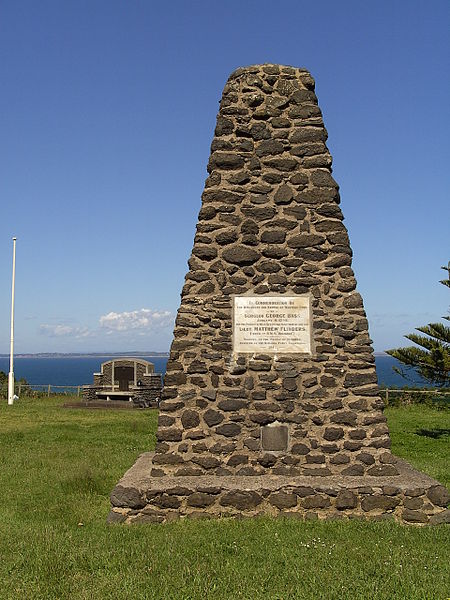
110;65;449;524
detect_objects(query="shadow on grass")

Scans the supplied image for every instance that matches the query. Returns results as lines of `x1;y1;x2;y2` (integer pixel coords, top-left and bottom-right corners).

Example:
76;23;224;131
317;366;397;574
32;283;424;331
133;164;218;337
415;427;450;439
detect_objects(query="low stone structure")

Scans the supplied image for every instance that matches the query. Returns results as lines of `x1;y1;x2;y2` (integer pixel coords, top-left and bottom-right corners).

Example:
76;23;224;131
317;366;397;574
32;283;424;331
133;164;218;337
83;358;161;407
110;64;449;523
110;456;449;524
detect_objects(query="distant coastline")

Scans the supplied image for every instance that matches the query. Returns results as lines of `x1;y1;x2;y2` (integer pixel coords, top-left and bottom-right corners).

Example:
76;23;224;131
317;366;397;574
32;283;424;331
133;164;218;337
0;351;170;359
2;351;388;358
0;353;425;388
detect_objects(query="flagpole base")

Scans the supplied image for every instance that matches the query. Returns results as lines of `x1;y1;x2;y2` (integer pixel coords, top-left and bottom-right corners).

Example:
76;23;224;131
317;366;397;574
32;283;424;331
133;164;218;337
7;371;14;405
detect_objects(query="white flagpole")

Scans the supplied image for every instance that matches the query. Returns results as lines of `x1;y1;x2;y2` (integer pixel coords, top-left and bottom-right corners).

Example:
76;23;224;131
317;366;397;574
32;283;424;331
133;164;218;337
8;237;17;406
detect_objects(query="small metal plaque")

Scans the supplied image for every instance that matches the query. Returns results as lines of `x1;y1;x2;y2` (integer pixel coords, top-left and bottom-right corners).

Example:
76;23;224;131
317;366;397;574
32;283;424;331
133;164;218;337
233;294;312;354
261;423;289;452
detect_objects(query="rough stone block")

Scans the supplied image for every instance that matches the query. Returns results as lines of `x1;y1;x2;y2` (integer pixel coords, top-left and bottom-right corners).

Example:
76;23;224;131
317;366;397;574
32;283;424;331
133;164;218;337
335;490;358;510
429;509;450;525
186;492;216;508
426;485;449;507
402;509;429;524
361;496;400;512
301;495;331;509
268;492;298;509
219;491;263;510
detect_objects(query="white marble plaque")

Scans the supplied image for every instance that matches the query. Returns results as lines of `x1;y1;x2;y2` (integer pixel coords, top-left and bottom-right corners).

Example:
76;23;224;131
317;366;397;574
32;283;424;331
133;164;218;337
233;295;312;354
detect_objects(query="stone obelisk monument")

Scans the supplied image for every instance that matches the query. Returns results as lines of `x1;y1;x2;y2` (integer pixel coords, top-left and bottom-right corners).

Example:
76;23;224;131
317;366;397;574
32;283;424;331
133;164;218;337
110;65;449;524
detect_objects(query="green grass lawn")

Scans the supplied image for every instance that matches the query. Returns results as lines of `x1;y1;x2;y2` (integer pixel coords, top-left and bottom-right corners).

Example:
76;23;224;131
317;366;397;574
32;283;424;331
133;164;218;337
387;404;449;488
0;396;448;600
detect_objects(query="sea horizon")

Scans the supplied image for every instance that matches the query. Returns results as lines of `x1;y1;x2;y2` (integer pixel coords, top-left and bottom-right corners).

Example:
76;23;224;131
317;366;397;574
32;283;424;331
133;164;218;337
0;353;430;389
0;350;401;358
0;351;169;359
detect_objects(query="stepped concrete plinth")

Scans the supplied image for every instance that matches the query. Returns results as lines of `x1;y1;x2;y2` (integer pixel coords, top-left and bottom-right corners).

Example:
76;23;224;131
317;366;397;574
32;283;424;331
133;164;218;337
109;453;449;524
110;64;449;524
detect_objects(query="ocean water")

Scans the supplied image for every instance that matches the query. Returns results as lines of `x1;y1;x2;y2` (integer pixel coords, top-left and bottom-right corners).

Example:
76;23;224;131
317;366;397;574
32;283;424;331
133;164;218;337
0;356;169;388
0;354;428;389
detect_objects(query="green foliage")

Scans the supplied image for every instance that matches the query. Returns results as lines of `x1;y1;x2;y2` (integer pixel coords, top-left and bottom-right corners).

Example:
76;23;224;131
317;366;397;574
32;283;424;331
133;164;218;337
387;263;450;387
0;396;448;599
0;370;28;398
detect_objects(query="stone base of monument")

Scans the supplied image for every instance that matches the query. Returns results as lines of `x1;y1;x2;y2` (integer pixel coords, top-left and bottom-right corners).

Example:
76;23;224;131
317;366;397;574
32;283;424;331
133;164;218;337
108;452;449;525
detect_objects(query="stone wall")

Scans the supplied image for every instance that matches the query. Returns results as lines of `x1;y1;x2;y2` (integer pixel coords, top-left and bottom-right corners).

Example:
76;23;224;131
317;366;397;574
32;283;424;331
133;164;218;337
110;456;449;524
134;374;162;407
155;64;392;478
83;358;161;407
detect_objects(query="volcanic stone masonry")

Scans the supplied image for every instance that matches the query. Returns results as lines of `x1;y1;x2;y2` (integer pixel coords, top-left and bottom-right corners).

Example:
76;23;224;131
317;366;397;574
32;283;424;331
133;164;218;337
110;64;449;524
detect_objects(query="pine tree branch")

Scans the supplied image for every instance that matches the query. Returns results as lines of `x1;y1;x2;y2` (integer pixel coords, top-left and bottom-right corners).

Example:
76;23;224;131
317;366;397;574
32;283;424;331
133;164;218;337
414;323;450;345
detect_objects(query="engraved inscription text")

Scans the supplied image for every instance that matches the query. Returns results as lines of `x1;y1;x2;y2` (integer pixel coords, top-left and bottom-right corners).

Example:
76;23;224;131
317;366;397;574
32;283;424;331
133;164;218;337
233;295;312;353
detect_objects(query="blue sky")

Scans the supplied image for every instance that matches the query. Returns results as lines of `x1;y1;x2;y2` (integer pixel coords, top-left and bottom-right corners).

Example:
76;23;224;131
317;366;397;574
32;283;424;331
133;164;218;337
1;0;449;354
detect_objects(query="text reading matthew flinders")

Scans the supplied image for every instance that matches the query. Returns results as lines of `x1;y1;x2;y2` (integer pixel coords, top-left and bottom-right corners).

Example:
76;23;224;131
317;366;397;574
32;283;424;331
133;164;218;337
233;295;312;354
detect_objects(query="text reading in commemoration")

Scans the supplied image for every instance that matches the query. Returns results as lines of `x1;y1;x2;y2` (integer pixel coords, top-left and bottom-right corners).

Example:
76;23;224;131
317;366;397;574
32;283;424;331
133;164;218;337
233;295;312;354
